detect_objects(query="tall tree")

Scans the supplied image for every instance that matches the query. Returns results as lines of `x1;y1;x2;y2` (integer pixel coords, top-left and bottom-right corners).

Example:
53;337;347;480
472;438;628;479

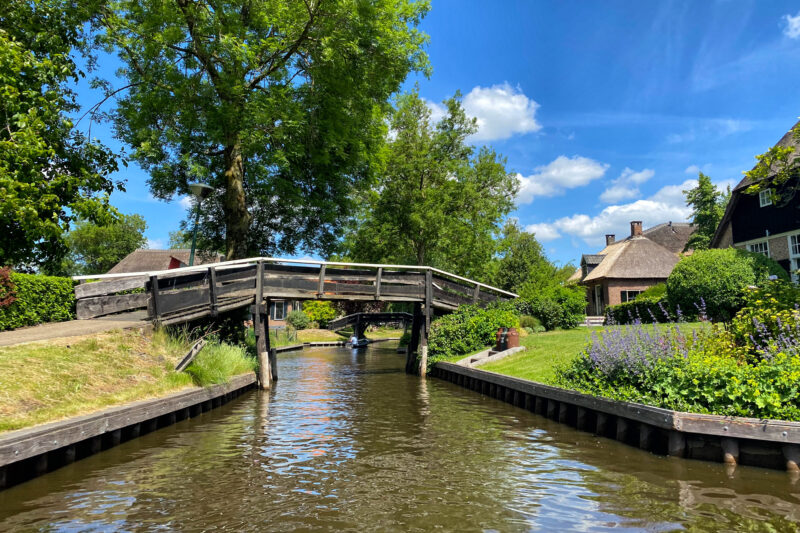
95;0;429;260
0;0;120;271
683;172;729;251
55;214;148;275
342;90;517;279
743;122;800;207
493;220;559;293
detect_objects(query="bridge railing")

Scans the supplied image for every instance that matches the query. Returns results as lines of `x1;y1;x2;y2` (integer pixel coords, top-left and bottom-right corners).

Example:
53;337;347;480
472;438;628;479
72;257;517;323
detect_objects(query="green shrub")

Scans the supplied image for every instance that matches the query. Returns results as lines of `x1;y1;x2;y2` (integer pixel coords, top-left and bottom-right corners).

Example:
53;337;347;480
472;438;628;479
517;284;585;330
730;280;800;354
302;300;336;327
607;296;672;325
0;272;76;331
639;283;666;299
286;309;310;330
398;331;411;347
427;303;519;367
667;248;788;322
519;315;541;329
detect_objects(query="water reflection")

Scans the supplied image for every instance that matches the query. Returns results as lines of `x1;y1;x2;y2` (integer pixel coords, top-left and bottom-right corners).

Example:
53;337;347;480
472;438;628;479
0;345;798;531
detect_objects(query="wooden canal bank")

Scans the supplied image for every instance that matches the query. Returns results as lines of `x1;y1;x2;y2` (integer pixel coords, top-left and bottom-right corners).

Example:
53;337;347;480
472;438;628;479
433;362;800;473
0;374;256;491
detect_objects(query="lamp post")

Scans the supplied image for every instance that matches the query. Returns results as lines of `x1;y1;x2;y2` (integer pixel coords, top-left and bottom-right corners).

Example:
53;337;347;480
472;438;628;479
187;183;214;266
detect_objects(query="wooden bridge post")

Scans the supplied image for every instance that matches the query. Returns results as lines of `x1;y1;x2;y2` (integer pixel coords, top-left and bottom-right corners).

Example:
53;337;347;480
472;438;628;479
149;274;161;325
375;267;383;300
208;266;218;317
406;303;422;374
418;269;433;377
253;261;272;389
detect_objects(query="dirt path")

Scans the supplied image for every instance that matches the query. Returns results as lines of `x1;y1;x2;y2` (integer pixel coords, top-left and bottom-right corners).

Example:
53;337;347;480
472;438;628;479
0;311;150;347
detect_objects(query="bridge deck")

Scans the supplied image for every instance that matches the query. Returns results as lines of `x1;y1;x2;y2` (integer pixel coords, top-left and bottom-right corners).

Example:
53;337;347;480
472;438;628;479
72;257;517;325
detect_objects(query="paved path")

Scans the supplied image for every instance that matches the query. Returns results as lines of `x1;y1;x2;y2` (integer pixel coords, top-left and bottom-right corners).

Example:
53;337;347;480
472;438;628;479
0;311;150;347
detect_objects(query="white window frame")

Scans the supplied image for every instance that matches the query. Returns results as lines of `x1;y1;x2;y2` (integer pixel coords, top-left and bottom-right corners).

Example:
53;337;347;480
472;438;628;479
270;300;286;321
759;189;773;207
747;240;770;258
789;234;800;284
621;290;642;303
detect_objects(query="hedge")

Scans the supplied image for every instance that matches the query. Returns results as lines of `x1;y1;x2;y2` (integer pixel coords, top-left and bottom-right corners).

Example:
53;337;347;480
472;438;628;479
0;271;76;331
606;296;672;325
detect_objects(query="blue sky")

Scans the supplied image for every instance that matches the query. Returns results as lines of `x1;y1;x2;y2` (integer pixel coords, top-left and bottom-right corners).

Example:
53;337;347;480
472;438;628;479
75;0;800;266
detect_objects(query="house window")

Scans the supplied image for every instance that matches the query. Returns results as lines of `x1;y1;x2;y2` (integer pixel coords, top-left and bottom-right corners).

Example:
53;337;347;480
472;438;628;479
293;300;303;312
790;234;800;284
270;301;285;321
620;290;642;303
759;189;773;207
748;241;770;257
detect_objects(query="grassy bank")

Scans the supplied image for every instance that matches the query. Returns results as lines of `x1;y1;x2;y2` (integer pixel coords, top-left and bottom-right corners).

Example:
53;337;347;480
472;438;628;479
0;329;255;433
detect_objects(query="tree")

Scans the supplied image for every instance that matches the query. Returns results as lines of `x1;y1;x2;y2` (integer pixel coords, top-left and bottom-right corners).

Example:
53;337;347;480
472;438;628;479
94;0;429;260
168;230;193;249
56;214;148;275
683;172;729;251
494;220;558;293
342;90;517;279
0;0;121;271
743;123;800;207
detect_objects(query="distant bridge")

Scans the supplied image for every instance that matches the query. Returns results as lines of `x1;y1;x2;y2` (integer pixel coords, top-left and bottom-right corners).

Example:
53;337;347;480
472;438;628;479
72;257;517;385
327;312;413;339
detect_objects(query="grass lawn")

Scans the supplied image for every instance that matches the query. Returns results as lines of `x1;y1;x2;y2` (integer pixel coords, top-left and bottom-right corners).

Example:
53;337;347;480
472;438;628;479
0;329;255;434
480;323;708;384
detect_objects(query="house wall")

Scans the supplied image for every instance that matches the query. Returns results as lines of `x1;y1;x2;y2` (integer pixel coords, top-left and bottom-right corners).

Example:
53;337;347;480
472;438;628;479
732;231;800;279
267;300;303;328
731;186;800;243
605;279;667;307
716;222;733;248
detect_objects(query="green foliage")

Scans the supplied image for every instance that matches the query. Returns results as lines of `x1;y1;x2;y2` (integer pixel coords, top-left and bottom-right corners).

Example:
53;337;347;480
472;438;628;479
731;280;800;353
302;300;336;328
519;315;542;329
556;326;800;421
184;340;256;387
517;284;586;330
607;296;671;325
286;310;310;330
49;214;148;275
96;0;429;259
682;172;729;251
494;220;555;292
427;304;519;367
398;331;411;347
0;272;75;330
667;248;788;321
639;283;666;300
341;89;516;280
0;1;121;270
743;123;800;207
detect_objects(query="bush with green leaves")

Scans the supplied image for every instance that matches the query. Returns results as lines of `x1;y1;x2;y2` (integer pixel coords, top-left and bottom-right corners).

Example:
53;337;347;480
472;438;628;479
730;280;800;354
606;296;672;325
639;283;666;300
666;248;788;322
286;309;310;330
516;284;585;330
0;272;75;331
519;315;541;329
302;300;337;328
427;303;519;367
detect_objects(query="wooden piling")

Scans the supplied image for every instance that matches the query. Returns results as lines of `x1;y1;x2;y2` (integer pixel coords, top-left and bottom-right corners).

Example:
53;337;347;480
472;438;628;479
596;412;609;436
615;417;628;442
722;438;739;465
783;444;800;472
667;431;686;457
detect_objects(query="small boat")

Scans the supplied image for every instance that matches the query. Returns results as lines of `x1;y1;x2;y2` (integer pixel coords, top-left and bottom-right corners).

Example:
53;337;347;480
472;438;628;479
346;338;370;348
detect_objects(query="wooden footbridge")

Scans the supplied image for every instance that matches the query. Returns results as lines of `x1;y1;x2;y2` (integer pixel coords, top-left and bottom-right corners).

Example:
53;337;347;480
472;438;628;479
73;257;517;385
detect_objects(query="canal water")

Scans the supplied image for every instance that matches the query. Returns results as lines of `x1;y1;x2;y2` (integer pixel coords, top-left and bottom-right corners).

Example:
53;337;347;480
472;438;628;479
1;345;800;531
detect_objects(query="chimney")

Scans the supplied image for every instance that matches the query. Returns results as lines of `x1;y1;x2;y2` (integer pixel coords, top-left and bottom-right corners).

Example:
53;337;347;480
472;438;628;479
605;234;615;246
630;221;642;237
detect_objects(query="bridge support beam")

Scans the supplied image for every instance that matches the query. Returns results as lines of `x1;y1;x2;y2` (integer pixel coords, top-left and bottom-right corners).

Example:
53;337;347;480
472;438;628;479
406;303;422;374
252;264;272;390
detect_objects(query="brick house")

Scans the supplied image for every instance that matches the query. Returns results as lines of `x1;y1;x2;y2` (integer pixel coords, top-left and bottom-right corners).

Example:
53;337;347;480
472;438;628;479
570;221;694;315
107;249;224;273
711;121;800;282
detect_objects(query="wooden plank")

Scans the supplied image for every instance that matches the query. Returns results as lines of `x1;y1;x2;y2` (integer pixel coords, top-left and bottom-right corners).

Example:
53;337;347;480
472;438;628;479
150;275;161;322
76;293;149;319
74;276;147;299
473;284;480;304
375;267;383;299
317;264;326;296
209;267;218;316
217;279;256;298
159;287;211;315
175;339;207;372
0;374;255;468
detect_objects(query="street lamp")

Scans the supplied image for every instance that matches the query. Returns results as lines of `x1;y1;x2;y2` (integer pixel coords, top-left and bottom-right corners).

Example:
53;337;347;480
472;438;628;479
187;183;214;266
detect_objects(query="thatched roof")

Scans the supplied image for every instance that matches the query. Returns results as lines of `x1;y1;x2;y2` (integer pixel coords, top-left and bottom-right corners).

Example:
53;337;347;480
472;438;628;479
581;254;605;265
583;236;680;281
643;222;694;254
107;249;224;274
711;120;800;247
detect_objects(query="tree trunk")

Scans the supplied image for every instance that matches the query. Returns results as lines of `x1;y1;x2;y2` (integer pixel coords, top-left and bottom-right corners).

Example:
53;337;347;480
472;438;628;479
223;140;251;259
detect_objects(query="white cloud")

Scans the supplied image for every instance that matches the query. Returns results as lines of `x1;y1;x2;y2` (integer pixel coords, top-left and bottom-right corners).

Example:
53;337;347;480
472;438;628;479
784;11;800;39
146;238;165;250
178;196;194;210
525;223;562;242
462;83;541;141
516;155;609;204
424;99;447;125
526;179;698;247
599;167;654;203
684;164;700;174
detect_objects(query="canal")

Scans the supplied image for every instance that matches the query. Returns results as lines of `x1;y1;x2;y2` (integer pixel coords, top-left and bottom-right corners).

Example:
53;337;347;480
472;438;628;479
1;344;799;531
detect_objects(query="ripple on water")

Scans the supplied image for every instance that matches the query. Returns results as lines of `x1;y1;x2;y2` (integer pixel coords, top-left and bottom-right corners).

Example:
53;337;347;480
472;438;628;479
1;346;800;531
